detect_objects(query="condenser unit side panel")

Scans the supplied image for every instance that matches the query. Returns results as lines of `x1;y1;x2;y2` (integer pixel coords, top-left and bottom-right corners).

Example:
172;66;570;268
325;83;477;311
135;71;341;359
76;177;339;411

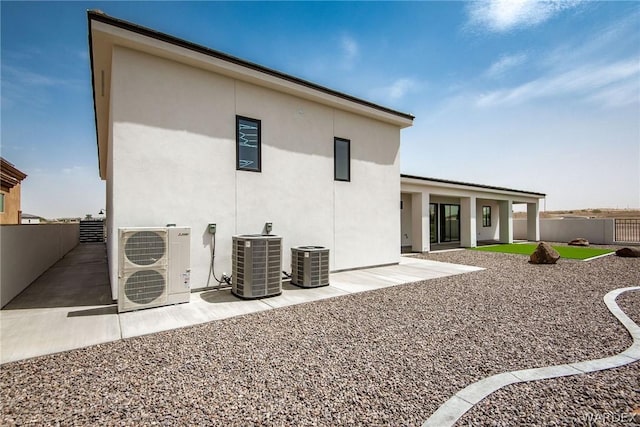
290;247;330;288
167;227;191;304
232;235;282;299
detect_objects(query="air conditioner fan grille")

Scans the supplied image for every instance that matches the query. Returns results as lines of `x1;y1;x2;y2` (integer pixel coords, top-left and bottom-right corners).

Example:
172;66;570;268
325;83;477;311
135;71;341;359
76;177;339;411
124;269;166;304
124;231;166;266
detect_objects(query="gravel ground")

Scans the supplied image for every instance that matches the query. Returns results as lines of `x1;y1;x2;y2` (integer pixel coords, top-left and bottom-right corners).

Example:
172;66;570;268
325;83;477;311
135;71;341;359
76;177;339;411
458;283;640;427
1;250;639;426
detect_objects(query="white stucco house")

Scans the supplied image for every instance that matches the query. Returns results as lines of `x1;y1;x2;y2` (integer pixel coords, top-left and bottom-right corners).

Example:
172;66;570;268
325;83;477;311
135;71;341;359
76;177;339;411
400;175;544;253
88;12;545;302
88;11;414;300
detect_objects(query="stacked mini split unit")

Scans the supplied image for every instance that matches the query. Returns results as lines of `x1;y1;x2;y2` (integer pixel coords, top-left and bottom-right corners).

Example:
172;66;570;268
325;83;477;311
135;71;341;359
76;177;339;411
117;227;191;313
117;227;329;312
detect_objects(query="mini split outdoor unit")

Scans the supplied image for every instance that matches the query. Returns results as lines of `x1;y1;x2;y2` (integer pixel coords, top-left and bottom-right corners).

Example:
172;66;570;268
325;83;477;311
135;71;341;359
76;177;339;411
291;246;330;288
232;234;282;299
118;227;191;313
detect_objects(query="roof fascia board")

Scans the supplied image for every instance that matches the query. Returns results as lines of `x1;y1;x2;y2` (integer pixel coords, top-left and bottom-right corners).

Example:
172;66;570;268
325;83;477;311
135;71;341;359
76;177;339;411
0;159;27;182
89;15;414;128
401;175;545;199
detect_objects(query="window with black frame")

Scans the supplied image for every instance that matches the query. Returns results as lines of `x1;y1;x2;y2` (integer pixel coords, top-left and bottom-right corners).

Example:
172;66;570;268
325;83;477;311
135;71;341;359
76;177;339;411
482;206;491;227
236;116;261;172
334;137;350;181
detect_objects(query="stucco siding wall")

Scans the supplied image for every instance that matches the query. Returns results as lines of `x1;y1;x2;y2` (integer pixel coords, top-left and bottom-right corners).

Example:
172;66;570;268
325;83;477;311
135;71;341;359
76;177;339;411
477;200;499;241
334;110;400;270
0;224;79;307
108;46;401;299
400;193;412;246
514;218;615;244
234;81;335;265
0;184;22;225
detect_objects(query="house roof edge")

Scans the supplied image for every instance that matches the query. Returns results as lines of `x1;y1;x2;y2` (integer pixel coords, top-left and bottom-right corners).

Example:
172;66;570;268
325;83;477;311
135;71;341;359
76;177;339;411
87;10;415;123
401;174;546;198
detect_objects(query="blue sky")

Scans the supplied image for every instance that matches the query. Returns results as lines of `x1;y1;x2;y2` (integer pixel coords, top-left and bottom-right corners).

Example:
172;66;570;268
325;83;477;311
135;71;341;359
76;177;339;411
2;1;639;218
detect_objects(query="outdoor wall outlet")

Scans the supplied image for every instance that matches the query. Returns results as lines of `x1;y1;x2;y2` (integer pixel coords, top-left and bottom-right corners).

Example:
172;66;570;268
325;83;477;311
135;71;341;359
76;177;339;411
208;223;216;234
265;222;273;234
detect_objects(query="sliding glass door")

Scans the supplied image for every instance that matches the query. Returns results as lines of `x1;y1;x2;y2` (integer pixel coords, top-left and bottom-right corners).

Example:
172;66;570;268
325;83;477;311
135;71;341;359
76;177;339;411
429;203;438;244
440;204;460;242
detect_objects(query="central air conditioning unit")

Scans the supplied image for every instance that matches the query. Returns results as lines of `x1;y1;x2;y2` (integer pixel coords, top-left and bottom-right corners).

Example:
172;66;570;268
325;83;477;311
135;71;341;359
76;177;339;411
118;226;191;313
232;234;282;299
291;246;330;288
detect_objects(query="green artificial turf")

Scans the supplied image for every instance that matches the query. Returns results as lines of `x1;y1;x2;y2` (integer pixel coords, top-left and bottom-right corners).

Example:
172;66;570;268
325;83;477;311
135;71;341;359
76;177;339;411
471;243;613;260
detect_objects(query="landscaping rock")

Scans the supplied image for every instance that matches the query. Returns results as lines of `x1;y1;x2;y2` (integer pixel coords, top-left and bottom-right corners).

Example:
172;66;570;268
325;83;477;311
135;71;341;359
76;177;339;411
615;247;640;258
529;242;560;264
568;238;589;247
1;250;639;426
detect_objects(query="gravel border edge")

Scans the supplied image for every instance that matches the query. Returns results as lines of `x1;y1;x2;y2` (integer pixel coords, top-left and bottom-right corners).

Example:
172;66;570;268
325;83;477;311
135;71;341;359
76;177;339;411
422;286;640;427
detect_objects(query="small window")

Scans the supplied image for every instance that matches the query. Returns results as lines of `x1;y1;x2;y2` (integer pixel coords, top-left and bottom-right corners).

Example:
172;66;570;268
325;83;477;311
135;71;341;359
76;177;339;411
334;137;350;181
482;206;491;227
236;116;261;172
0;193;4;213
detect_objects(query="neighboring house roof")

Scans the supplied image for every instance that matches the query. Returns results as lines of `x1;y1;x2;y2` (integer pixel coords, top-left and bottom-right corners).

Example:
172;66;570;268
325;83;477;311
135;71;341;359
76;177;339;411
21;213;41;219
401;174;546;198
88;11;415;179
1;157;28;192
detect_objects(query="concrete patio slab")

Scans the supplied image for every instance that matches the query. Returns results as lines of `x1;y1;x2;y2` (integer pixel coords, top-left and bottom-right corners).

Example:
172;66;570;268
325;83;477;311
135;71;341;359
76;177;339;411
1;243;484;363
119;292;272;338
1;306;120;363
260;283;349;309
329;270;404;293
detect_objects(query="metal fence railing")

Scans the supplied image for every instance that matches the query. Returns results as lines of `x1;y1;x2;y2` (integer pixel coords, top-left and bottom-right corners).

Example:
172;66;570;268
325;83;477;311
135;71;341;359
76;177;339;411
615;219;640;243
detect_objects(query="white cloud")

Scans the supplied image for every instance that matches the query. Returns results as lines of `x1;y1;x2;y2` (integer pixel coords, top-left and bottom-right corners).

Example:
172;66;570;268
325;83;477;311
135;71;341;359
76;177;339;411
341;35;358;61
485;53;528;78
1;64;84;110
370;78;421;102
476;59;640;107
2;64;69;87
467;0;583;33
338;34;359;70
588;79;640;108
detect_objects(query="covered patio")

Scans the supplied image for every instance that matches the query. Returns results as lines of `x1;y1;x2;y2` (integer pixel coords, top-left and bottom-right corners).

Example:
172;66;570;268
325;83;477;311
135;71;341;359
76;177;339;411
401;174;545;253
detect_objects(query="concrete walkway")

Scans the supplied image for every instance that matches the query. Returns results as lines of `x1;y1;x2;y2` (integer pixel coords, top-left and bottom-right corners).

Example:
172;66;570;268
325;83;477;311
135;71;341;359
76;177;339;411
423;286;640;427
1;243;482;364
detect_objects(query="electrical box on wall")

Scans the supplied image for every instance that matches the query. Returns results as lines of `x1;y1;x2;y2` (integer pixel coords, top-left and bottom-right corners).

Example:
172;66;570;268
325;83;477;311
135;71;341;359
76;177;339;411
208;223;216;234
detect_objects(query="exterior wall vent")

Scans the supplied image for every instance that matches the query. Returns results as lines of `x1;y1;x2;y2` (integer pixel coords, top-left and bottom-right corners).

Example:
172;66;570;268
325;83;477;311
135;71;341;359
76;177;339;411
232;234;282;299
291;246;330;288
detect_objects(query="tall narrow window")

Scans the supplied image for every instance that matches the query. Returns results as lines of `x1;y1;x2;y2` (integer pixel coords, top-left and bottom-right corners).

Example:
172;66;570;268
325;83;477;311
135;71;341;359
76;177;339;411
334;137;350;181
0;193;4;213
236;116;261;172
482;206;491;227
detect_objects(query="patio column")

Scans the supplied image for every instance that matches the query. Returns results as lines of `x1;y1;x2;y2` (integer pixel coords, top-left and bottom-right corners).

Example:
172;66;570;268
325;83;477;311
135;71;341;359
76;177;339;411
460;196;477;248
527;201;540;241
499;199;513;243
411;192;430;252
